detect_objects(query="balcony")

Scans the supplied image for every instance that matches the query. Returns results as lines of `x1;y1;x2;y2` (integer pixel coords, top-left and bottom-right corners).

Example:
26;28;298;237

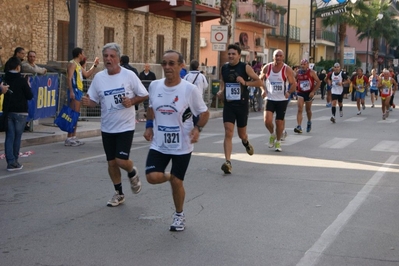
316;30;336;44
94;0;220;23
235;2;278;28
266;23;300;42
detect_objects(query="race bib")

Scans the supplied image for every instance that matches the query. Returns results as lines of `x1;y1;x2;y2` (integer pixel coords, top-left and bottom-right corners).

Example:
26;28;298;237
270;81;284;92
156;125;182;150
104;87;127;112
299;80;311;91
225;83;241;100
381;87;390;97
357;84;364;92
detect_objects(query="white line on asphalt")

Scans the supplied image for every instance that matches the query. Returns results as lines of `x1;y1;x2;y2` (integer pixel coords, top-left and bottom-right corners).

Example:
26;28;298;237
296;155;398;266
320;137;357;149
371;140;399;153
0;144;150;180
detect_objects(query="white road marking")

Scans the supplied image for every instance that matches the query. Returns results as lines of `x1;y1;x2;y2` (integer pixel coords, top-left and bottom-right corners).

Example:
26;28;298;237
296;155;398;266
312;116;334;121
377;118;397;123
371;140;399;153
320;138;357;149
279;135;312;146
0;144;150;180
344;117;367;122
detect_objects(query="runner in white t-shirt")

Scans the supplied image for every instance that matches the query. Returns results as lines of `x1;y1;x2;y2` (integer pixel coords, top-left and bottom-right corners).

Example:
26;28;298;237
82;43;149;207
144;50;209;232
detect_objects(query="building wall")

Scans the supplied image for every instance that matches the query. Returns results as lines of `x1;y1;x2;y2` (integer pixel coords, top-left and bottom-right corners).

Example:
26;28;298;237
0;0;195;68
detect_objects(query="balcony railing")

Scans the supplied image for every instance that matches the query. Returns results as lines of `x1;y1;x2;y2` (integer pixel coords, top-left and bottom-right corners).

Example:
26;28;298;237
235;2;279;27
316;30;336;43
196;0;220;8
266;23;300;41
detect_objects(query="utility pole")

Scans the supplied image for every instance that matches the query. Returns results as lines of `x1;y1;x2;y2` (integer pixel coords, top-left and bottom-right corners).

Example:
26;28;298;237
190;0;196;62
67;0;78;60
285;0;291;58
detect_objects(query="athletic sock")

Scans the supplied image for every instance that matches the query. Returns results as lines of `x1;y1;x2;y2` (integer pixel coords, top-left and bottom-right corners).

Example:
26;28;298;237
242;140;249;147
339;106;343;111
128;168;137;178
114;183;123;195
332;106;336;116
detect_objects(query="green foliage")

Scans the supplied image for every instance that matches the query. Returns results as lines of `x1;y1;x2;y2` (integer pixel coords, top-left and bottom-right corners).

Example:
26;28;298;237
315;58;336;71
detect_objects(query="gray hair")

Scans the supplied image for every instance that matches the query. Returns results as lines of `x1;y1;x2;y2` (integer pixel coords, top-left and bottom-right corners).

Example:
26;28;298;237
164;50;184;63
102;43;121;58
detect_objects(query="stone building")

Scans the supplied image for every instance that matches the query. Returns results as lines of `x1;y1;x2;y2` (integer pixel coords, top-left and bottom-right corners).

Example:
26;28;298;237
0;0;219;70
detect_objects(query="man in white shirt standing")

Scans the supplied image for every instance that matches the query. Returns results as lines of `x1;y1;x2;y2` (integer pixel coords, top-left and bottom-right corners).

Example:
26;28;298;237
184;59;209;125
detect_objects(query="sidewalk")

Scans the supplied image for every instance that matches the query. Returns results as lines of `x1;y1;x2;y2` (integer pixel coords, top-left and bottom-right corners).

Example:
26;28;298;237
0;109;223;151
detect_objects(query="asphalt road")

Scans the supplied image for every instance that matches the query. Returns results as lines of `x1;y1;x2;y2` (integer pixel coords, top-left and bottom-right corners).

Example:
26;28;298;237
1;98;398;266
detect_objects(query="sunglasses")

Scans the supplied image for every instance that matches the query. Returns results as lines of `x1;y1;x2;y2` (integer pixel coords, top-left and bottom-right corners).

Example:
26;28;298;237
161;61;179;67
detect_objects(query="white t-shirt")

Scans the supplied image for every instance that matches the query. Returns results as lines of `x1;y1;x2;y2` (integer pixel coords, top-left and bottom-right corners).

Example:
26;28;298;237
87;67;149;133
184;71;209;95
331;71;344;95
149;78;208;155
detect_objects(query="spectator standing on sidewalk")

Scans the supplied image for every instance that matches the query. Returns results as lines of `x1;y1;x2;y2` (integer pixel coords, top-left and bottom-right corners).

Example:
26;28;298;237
82;43;149;207
183;59;209;124
3;57;33;171
139;63;157;115
21;51;47;75
4;47;26;72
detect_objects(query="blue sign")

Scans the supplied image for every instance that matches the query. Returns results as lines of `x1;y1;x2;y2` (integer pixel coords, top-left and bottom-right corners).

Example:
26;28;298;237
28;74;59;120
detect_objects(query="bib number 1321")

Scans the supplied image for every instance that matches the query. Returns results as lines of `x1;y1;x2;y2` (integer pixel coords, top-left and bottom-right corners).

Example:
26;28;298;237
164;132;179;144
157;125;182;150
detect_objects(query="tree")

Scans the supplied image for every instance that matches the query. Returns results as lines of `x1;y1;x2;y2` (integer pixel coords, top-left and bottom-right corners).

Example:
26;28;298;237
219;0;234;69
320;1;359;67
352;0;399;70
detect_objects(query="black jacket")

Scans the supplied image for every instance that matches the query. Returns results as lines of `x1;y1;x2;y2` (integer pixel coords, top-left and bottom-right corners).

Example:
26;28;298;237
139;71;156;81
3;72;33;113
121;64;139;76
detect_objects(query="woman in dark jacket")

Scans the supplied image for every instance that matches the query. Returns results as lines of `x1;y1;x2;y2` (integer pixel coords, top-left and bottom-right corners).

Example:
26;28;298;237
3;57;33;171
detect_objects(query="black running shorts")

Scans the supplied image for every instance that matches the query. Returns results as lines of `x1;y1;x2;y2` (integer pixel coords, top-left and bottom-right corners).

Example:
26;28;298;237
145;149;192;181
102;130;134;161
265;100;288;120
223;102;249;128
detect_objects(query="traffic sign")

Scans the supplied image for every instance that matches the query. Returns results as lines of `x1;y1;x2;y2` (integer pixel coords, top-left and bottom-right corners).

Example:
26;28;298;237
212;43;226;51
211;25;228;44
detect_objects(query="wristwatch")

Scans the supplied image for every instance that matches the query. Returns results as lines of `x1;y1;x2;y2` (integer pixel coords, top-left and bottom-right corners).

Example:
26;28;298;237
195;125;203;132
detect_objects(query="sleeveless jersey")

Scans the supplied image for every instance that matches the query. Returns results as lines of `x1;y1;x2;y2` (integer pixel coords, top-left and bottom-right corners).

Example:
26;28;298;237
296;69;314;92
331;71;344;95
264;63;288;101
369;76;378;90
70;60;84;91
381;77;393;97
221;62;249;104
355;75;366;93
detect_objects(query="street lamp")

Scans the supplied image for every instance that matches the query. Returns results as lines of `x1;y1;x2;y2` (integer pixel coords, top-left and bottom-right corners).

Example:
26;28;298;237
365;13;383;73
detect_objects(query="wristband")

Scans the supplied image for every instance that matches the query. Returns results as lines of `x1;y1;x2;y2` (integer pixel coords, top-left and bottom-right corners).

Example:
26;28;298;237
145;120;153;129
94;65;97;68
